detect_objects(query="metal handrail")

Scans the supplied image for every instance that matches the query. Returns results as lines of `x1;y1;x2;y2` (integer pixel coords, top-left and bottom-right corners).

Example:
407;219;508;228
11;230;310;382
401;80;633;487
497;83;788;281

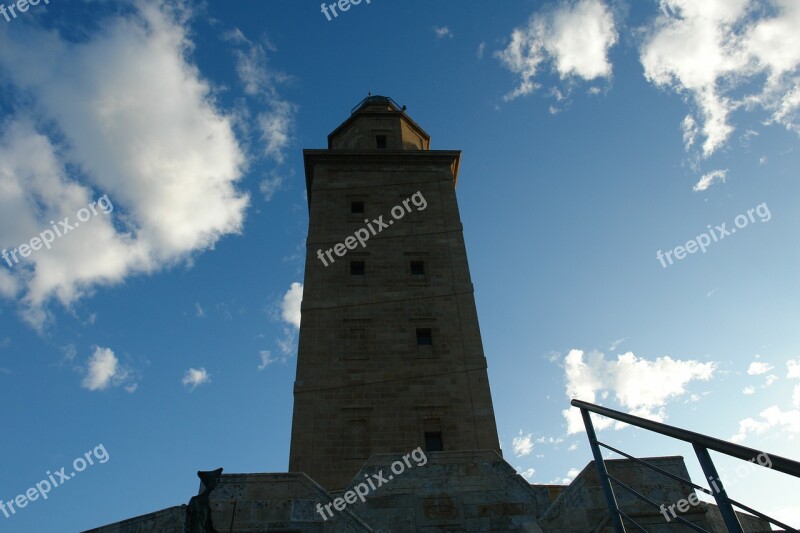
572;400;800;477
571;399;800;533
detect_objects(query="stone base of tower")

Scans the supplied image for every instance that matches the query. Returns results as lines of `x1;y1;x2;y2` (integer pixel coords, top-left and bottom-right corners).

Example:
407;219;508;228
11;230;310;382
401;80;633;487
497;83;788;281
84;452;772;533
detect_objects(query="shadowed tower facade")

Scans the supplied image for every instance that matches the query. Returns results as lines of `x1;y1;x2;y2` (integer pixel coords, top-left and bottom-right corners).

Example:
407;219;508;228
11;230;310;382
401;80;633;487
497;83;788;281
289;95;501;491
85;96;779;533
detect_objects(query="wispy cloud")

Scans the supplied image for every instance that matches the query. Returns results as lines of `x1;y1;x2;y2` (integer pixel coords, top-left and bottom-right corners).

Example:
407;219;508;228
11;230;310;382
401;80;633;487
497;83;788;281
257;350;276;370
182;367;211;390
227;29;297;164
518;467;535;481
608;337;627;352
732;405;800;443
748;361;774;375
433;26;453;39
259;170;285;202
281;282;303;329
693;169;727;192
512;431;534;457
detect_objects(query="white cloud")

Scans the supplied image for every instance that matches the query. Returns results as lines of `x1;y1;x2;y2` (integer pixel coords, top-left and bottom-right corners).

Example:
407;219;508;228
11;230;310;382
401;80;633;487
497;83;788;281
0;270;16;299
788;360;800;407
536;436;564;445
568;442;578;451
512;431;534;457
693;169;727;192
81;346;135;392
257;350;276;370
562;349;716;434
609;337;627;352
518;467;535;481
496;0;617;101
640;0;800;157
0;3;249;330
195;302;205;318
182;367;211;390
258;102;294;163
264;282;304;361
682;115;699;150
554;467;581;484
281;282;303;329
433;26;453;39
477;42;486;60
259;171;284;202
743;386;756;395
276;327;297;356
748;361;774;375
763;374;778;387
732;405;800;442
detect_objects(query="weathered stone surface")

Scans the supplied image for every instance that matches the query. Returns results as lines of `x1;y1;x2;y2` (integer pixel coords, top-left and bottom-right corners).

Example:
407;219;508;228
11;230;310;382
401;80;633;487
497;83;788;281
83;506;185;533
538;457;773;532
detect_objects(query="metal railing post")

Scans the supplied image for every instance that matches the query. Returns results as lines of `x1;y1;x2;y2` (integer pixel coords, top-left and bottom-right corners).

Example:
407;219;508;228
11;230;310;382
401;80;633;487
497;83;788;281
581;408;627;533
693;444;744;533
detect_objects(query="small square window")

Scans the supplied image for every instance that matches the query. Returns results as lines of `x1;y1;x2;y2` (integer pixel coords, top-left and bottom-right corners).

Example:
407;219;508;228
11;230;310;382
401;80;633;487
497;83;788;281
376;135;387;149
351;200;365;215
410;260;425;276
347;328;367;353
425;431;444;452
350;260;365;276
416;328;432;346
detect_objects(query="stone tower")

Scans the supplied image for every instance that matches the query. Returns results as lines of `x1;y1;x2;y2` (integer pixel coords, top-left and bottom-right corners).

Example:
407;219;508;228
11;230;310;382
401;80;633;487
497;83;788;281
289;95;502;490
84;97;776;533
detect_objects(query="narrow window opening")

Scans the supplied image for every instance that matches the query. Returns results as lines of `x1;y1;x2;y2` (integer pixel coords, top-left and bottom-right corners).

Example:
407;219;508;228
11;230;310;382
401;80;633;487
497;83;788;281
350;260;365;276
410;260;425;276
425;431;444;452
416;327;432;346
376;135;387;149
351;200;365;215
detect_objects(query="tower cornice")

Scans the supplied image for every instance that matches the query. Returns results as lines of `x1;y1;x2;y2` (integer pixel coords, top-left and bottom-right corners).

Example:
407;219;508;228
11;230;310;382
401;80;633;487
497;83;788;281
303;149;461;208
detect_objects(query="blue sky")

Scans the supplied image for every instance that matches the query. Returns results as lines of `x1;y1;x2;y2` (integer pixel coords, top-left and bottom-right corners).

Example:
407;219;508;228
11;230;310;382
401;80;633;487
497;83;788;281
1;0;799;531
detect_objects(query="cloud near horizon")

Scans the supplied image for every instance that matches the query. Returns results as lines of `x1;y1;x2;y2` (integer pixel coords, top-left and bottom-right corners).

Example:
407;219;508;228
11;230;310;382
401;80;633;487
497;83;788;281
562;349;716;434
